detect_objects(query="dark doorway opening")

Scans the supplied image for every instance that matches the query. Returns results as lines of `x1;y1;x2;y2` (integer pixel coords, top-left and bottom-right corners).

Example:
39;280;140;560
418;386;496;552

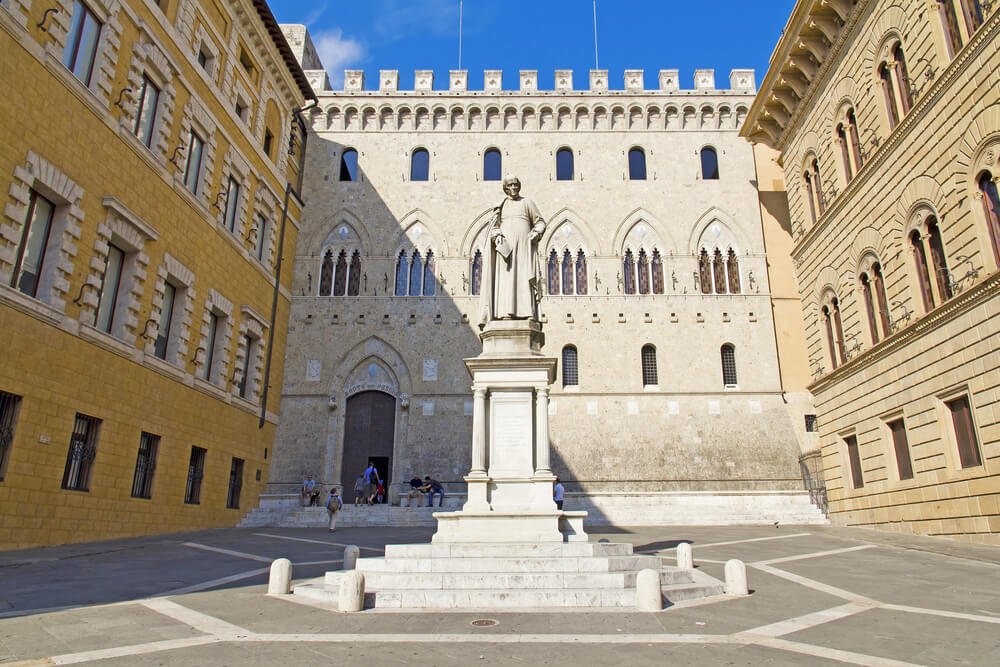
342;391;395;504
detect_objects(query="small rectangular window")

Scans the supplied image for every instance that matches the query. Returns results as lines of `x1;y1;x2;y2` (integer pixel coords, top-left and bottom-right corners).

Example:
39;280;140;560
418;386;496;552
234;98;248;122
62;1;102;86
133;75;161;148
946;396;982;468
12;190;56;298
131;432;159;499
183;132;205;194
887;418;914;480
0;391;23;482
641;346;658;386
184;446;206;504
844;435;864;489
197;44;213;74
263;129;274;158
804;414;818;432
154;282;177;360
62;413;101;491
238;48;255;77
238;334;254;399
561;347;579;386
96;243;125;334
254;214;268;261
227;457;244;508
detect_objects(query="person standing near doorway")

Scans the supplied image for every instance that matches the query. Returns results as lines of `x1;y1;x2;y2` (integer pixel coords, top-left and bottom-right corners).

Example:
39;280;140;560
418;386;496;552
326;486;342;531
554;477;565;510
364;461;380;505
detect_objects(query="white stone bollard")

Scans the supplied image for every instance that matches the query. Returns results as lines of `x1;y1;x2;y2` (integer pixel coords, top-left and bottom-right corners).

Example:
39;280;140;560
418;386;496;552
343;545;360;570
676;543;693;570
267;558;292;595
635;568;663;611
339;570;365;612
724;559;749;596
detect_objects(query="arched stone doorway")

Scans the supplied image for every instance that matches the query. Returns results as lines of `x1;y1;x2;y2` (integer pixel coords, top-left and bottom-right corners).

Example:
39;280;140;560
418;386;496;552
342;391;396;503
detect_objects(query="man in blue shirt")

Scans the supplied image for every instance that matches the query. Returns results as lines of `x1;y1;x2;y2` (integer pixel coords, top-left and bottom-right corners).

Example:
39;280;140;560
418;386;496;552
363;462;380;504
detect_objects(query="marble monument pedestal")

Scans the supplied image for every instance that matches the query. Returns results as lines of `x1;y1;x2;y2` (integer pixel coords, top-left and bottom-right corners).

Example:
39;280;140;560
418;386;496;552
432;319;587;544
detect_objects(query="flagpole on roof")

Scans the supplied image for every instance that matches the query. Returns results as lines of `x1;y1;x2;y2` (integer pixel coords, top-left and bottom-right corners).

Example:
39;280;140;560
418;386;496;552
459;0;464;69
593;0;599;70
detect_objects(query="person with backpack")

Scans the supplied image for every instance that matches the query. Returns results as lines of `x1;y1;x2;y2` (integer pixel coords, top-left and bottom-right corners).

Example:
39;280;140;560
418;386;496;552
326;486;343;532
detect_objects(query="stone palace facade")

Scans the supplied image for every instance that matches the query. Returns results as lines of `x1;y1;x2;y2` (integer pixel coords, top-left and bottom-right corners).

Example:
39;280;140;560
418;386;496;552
269;26;823;522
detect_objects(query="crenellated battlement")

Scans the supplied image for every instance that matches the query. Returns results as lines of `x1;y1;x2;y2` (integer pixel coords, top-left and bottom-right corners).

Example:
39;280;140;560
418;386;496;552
303;68;756;96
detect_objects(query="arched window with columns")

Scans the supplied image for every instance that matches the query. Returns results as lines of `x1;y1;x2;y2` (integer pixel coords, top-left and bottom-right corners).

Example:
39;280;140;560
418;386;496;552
979;171;1000;265
332;250;348;296
575;250;588;295
820;290;847;370
637;250;650;294
561;250;573;295
347;250;361;296
651;250;664;294
471;250;482;295
699;249;712;294
623;249;636;295
910;230;935;311
319;250;333;296
547;250;559;295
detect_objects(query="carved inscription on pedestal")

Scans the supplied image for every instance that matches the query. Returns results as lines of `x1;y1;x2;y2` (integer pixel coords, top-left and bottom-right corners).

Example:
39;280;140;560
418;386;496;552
488;392;533;478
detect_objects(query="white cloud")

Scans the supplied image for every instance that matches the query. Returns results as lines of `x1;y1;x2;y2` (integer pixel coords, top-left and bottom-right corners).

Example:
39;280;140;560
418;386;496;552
313;28;365;85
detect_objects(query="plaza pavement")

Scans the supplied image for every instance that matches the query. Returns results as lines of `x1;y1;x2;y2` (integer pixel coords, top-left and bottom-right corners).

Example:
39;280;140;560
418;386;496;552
0;524;998;665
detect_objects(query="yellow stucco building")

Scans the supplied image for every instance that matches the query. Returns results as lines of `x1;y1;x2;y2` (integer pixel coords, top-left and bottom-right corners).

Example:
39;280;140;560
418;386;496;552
0;0;314;548
744;0;999;543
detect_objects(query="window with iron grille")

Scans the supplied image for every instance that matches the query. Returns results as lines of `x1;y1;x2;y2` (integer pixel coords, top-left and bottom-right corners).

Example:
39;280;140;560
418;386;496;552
561;346;579;386
130;432;159;498
227;457;244;509
185;446;207;504
804;414;818;432
0;391;22;482
62;414;101;491
641;345;658;386
947;395;982;469
721;344;738;386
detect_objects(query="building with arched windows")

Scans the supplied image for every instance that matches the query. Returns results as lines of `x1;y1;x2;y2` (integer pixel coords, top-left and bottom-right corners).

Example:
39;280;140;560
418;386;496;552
261;38;825;526
743;0;999;543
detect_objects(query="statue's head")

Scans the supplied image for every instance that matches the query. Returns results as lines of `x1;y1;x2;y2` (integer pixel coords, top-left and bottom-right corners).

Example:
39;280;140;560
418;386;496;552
502;175;521;197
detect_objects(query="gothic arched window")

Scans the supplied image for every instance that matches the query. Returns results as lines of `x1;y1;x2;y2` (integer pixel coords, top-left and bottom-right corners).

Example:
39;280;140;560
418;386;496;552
651;250;664;294
561;250;573;295
623;249;636;295
575;250;588;295
471;250;482;295
408;250;423;296
410;148;429;181
333;250;348;296
547;249;559;295
637;249;650;295
347;250;361;296
394;251;408;296
712;248;727;294
319;250;333;296
727;248;741;294
699;249;712;294
423;250;436;296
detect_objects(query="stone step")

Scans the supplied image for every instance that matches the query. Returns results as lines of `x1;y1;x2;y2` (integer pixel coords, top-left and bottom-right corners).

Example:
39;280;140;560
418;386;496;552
374;588;639;608
383;542;634;559
345;554;664;574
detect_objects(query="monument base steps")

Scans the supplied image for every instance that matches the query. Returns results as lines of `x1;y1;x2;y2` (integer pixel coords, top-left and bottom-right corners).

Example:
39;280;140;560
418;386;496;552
292;541;725;610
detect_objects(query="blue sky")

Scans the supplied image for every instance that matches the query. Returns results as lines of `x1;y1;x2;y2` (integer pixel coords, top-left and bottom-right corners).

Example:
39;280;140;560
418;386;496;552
268;1;797;92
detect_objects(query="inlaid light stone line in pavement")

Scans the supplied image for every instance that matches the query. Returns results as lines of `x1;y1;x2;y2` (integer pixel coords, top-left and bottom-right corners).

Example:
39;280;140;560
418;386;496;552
644;532;813;553
880;602;1000;625
30;636;221;666
737;601;875;638
756;637;925;667
253;532;386;553
181;542;274;563
141;598;249;640
753;563;877;603
752;544;877;565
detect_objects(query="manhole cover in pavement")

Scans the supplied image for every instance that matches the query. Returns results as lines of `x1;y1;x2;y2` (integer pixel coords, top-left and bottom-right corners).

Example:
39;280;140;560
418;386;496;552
471;619;498;627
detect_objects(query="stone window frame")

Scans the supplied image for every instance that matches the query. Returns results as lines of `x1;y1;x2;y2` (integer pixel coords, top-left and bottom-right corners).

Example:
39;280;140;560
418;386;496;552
175;96;218;208
720;343;738;390
627;146;647;180
196;288;233;387
561;344;579;389
933;0;987;61
838;429;864;492
966;138;1000;272
146;252;195;367
903;204;953;313
408;146;431;182
640;343;659;390
547;219;592;297
80;196;158;344
934;385;986;475
699;145;720;180
832;100;863;185
878;408;915;486
0;0;31;28
120;25;179;164
189;21;222;84
555;146;575;181
217;146;251;239
251;184;279;269
233;305;268;403
871;33;914;134
0;151;84;315
855;252;891;347
49;0;123;105
318;219;366;297
818;287;847;371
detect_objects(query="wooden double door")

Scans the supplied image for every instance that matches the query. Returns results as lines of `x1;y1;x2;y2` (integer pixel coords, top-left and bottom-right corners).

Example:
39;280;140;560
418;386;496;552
342;391;395;503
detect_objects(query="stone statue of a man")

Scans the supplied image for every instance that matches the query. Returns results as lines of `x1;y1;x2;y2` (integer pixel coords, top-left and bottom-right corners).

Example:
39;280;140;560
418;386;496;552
478;176;546;327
